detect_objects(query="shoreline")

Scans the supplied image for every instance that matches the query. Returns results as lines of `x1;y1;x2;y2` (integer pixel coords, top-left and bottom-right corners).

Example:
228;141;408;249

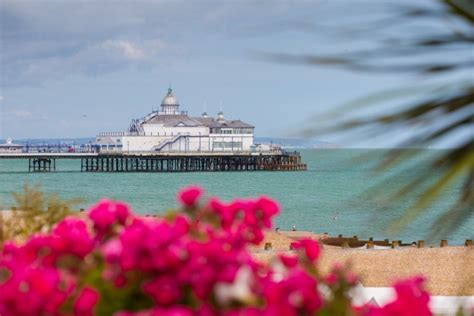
252;231;474;296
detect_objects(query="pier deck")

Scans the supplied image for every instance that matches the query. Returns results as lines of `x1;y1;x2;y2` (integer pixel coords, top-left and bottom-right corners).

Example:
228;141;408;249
0;152;307;172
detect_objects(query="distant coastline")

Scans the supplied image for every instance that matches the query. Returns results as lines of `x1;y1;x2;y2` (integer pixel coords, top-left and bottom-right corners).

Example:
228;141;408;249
1;137;338;150
1;137;456;150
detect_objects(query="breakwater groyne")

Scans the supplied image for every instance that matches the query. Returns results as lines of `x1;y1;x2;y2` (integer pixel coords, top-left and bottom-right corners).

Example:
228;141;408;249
0;151;307;173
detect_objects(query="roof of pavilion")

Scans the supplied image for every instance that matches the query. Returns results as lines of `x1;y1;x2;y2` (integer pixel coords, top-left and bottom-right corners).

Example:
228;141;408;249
142;114;254;129
193;117;254;128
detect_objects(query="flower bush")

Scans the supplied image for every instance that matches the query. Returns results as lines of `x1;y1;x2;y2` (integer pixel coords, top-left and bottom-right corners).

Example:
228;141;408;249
0;187;432;315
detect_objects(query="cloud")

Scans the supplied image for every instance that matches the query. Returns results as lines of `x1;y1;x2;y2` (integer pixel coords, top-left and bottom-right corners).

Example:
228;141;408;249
0;0;321;86
10;109;32;118
102;40;145;60
1;38;167;86
0;1;176;86
99;39;165;61
0;96;4;102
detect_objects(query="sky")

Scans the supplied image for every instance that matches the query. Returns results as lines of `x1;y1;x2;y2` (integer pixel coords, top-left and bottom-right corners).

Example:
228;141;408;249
0;0;471;147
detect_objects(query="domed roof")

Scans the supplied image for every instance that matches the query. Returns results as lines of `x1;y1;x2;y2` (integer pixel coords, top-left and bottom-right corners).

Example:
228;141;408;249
161;87;179;106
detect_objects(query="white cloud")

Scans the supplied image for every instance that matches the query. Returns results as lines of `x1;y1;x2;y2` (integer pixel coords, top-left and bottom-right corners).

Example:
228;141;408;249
102;40;145;60
0;0;315;86
0;96;4;102
99;39;165;61
10;109;32;118
1;38;168;86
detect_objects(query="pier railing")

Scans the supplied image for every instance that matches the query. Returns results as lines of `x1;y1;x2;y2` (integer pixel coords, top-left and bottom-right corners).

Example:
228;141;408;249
97;149;287;156
97;131;144;137
19;144;98;154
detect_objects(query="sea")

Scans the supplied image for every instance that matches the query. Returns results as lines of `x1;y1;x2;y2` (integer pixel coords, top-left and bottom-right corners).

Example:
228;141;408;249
0;149;472;243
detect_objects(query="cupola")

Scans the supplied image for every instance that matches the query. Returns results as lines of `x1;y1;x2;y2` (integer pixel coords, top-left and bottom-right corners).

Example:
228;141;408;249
160;86;180;115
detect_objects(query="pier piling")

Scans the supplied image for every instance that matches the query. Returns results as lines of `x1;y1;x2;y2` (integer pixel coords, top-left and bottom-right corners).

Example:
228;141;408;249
29;157;56;172
79;154;306;173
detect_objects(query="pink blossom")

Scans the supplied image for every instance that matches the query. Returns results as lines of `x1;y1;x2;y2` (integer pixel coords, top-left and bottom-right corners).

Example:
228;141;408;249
0;264;73;315
74;286;100;316
325;272;339;285
224;307;262;316
291;238;321;262
178;186;203;207
143;275;182;305
263;268;322;315
383;277;431;316
88;199;132;239
279;254;299;268
152;306;194;316
255;197;280;228
52;217;94;259
210;198;239;229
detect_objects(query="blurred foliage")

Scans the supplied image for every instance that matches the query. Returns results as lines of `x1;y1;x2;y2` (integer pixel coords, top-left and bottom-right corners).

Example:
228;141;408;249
0;184;82;243
267;0;473;238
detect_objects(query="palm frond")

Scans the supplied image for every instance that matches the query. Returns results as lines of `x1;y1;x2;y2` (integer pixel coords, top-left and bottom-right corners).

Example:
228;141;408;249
265;0;474;238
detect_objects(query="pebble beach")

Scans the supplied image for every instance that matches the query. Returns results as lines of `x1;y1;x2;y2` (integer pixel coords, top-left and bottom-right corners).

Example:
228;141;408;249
252;231;474;296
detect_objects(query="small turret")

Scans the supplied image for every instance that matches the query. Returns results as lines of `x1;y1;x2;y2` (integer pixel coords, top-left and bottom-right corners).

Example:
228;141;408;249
160;86;180;115
217;110;225;122
217;100;225;121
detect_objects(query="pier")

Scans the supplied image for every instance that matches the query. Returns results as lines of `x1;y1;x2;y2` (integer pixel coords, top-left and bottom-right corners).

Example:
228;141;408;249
0;152;307;173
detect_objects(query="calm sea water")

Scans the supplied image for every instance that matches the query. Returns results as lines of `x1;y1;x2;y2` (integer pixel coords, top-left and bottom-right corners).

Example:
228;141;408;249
0;149;472;243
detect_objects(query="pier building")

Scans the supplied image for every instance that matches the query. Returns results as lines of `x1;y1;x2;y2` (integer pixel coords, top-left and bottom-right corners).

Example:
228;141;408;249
95;87;255;153
0;88;307;172
0;138;23;153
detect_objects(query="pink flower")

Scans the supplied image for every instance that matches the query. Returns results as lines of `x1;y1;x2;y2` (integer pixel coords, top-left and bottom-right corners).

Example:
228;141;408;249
210;198;240;229
178;186;203;207
365;277;431;316
120;307;194;316
89;199;118;229
88;199;132;239
384;277;431;316
255;197;280;228
152;306;194;316
325;272;338;285
102;238;123;263
263;268;322;315
143;275;182;305
0;263;74;315
290;239;321;262
52;217;94;259
74;287;100;315
279;254;299;268
224;307;262;316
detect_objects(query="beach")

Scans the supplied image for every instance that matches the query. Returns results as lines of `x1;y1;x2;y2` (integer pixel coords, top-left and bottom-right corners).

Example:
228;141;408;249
252;231;474;296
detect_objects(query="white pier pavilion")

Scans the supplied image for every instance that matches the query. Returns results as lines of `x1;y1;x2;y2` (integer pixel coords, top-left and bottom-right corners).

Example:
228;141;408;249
96;88;255;153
